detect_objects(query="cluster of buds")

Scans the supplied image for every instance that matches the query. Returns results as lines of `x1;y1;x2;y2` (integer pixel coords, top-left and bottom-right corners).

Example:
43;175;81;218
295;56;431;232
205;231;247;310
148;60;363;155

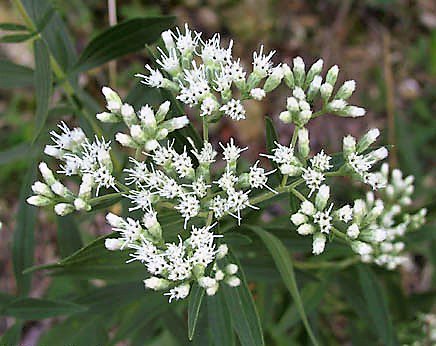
334;163;426;269
97;88;189;152
279;57;365;129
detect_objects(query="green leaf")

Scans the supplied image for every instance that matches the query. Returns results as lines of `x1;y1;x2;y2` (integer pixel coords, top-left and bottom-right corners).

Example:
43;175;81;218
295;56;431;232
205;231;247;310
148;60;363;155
12;164;37;295
357;265;398;346
1;298;86;319
74;17;175;73
0;23;28;31
0;60;33;88
0;143;32;165
0;32;36;43
265;117;281;185
222;255;265;346
24;234;146;282
111;294;169;344
33;39;52;142
249;226;319;346
188;283;205;341
56;215;83;258
22;0;77;71
0;321;23;345
38;314;107;346
208;291;235;346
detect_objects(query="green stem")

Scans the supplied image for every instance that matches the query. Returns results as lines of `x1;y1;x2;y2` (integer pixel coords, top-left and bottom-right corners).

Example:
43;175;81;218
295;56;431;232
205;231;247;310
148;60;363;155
202;119;209;142
293;256;359;270
89;192;123;206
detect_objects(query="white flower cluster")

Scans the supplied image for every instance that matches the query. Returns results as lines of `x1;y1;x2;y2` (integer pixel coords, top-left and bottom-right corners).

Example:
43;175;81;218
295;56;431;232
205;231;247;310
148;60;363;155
27;24;428;302
105;215;239;301
27;123;115;215
97;87;189;152
137;24;284;122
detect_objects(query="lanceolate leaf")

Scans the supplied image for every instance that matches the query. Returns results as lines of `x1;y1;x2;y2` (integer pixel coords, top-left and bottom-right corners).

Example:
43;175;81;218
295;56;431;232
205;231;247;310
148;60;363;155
222;254;265;346
208;290;235;346
0;321;23;346
188;283;205;340
12;164;37;295
357;265;398;346
0;23;28;31
74;17;175;73
56;215;83;258
249;226;319;346
33;39;52;142
0;60;33;88
0;298;86;319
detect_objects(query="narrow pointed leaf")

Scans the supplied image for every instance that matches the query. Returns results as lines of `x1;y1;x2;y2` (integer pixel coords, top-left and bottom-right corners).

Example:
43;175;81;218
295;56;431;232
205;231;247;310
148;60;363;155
0;23;28;31
1;298;86;319
56;215;83;258
357;265;398;346
0;321;23;345
74;17;175;72
33;39;52;142
0;60;33;88
188;283;205;340
249;226;319;346
12;164;37;295
208;291;235;346
222;254;265;346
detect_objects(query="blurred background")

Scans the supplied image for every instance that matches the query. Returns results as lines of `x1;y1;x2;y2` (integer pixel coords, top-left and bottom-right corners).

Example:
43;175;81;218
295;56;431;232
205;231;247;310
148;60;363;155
0;0;435;344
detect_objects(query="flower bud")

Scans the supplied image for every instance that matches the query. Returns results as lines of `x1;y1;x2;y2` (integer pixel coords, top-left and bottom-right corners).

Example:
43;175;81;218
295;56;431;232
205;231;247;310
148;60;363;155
347;224;360;239
327;99;347;112
286;96;299;113
326;65;339;86
353;199;366;224
106;212;125;228
291;212;308;226
307;75;322;101
51;181;71;198
357;128;380;153
139;105;156;129
263;66;284;92
130;125;147;143
27;195;52;207
215;270;225;281
279;164;301;176
32;181;53;198
44;145;63;159
336;80;356;100
315;184;330;210
368;147;388;162
78;174;94;198
305;59;323;85
320;83;333;101
297;223;315;235
54;203;74;216
102;87;122;112
343;106;366;118
279;111;292;124
198;276;217;288
292;57;305;86
155;101;171;122
161;30;175;50
162;116;189;132
225;276;241;287
301;200;316;216
96;112;119;123
39;162;56;186
351;241;373;256
294;110;312;127
343;135;356;157
144;277;170;290
145;139;159;152
282;63;294;88
297;128;310;158
74;198;90;211
225;264;239;275
216;244;228;259
312;233;326;255
206;284;219;296
115;133;137;148
292;86;306;101
121;104;137;126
